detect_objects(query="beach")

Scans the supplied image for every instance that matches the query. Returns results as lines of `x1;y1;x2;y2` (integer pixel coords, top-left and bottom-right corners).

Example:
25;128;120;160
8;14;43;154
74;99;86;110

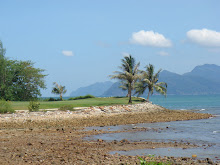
0;102;218;164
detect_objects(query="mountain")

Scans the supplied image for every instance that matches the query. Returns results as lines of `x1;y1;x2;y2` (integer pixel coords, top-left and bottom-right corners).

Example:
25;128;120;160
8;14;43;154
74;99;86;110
183;64;220;83
70;64;220;97
158;64;220;95
159;69;220;95
101;82;127;97
70;81;113;97
103;64;220;96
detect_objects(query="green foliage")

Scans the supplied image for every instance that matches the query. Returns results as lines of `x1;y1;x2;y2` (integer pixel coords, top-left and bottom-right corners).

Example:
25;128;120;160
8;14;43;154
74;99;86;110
52;82;67;100
136;64;167;101
139;155;171;165
28;101;40;112
59;105;74;111
110;55;140;103
0;40;47;101
43;97;62;101
0;99;14;114
68;94;95;100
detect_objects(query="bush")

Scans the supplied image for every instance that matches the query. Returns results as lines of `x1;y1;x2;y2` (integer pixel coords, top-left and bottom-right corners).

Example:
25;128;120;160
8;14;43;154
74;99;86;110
43;97;61;101
59;105;74;111
28;101;40;112
68;94;95;100
0;99;14;114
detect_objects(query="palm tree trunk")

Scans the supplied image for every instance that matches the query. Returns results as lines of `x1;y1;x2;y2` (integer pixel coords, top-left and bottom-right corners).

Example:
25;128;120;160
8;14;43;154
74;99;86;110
128;83;132;104
146;91;150;102
60;93;63;101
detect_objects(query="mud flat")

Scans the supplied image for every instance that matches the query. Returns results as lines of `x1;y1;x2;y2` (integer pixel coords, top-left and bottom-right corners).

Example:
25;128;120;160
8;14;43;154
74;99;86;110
0;102;218;164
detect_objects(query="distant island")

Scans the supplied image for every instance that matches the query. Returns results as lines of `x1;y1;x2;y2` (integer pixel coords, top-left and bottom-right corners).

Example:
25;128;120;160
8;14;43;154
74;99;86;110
70;64;220;97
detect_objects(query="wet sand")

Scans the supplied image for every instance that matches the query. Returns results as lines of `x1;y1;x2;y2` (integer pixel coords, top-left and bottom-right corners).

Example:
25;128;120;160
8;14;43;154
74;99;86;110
0;103;218;164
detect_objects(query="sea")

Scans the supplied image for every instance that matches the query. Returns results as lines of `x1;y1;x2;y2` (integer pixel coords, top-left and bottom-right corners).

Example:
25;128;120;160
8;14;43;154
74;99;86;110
85;95;220;161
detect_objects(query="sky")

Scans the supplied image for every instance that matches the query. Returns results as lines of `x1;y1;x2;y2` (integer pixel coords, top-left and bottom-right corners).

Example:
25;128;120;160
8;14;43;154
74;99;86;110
1;0;220;97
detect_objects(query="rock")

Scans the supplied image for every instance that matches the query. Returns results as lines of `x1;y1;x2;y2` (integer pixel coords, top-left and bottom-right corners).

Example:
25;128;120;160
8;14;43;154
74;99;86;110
192;154;197;158
120;139;129;144
206;158;214;164
182;157;188;161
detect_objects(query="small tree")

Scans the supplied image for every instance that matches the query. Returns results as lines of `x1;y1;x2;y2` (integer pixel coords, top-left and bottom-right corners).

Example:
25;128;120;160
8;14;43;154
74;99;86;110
52;82;67;100
110;55;140;103
135;64;167;102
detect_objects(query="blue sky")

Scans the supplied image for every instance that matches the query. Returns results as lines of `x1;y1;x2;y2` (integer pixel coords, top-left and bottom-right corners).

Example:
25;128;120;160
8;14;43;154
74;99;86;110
1;0;220;96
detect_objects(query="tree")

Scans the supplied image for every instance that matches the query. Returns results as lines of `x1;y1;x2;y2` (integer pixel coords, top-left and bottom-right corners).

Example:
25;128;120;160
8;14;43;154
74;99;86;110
52;82;67;100
0;40;47;101
10;60;47;100
110;55;140;103
135;64;167;102
0;40;7;98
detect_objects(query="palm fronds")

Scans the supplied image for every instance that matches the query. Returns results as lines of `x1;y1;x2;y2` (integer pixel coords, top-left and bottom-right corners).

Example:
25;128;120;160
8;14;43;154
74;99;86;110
110;55;140;103
135;64;167;101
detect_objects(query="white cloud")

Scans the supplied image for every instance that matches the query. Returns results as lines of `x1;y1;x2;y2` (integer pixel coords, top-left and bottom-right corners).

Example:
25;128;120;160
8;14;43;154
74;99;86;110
187;29;220;47
157;51;170;56
62;50;74;56
130;30;172;47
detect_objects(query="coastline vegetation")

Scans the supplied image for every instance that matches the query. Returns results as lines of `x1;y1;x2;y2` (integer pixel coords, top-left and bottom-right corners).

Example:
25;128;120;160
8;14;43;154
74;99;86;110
110;55;167;103
0;40;46;101
28;101;40;112
0;99;14;113
110;55;140;104
68;94;95;100
10;96;144;110
51;82;67;101
136;64;167;102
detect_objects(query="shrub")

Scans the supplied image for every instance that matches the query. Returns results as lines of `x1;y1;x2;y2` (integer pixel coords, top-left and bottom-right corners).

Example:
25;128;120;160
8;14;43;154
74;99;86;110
68;94;95;100
59;105;74;111
47;97;61;101
28;101;40;112
0;99;14;114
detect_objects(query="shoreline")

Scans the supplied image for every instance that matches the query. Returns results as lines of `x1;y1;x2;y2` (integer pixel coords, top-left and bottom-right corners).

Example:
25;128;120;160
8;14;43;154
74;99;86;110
0;102;212;128
0;102;218;164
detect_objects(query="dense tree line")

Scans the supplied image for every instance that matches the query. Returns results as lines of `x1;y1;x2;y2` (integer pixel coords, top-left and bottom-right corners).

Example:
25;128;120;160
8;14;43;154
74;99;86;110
0;40;46;101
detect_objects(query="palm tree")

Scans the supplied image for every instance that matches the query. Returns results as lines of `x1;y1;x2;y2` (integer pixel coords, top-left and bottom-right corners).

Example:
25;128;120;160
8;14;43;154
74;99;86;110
135;64;167;102
110;55;140;103
51;82;67;100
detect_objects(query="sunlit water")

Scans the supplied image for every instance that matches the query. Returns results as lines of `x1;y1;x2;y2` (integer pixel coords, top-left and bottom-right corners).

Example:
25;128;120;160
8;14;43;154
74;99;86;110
85;95;220;161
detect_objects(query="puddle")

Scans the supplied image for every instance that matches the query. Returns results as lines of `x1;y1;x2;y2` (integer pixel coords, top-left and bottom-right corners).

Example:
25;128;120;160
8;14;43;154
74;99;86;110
85;118;220;161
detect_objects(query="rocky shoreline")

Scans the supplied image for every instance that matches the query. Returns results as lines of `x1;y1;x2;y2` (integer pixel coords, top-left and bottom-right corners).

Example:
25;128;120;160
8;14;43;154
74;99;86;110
0;102;219;164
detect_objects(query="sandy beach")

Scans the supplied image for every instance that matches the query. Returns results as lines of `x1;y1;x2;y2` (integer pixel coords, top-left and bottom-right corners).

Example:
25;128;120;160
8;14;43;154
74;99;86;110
0;102;218;164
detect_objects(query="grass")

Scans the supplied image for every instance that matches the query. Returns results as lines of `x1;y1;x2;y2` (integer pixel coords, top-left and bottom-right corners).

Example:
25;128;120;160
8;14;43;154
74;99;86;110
11;97;144;110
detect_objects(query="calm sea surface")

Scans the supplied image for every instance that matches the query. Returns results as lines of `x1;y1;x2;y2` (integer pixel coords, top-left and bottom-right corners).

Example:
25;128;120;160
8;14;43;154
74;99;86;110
86;95;220;161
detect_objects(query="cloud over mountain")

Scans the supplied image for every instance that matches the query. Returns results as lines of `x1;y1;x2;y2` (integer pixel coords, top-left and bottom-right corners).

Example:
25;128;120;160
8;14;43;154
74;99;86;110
187;29;220;47
130;30;172;47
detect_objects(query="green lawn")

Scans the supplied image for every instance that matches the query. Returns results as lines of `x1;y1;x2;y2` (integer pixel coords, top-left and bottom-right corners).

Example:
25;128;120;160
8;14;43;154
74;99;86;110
11;97;145;110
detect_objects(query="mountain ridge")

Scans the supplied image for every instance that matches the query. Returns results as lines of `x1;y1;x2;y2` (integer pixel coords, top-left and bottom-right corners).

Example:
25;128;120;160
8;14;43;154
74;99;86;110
70;64;220;97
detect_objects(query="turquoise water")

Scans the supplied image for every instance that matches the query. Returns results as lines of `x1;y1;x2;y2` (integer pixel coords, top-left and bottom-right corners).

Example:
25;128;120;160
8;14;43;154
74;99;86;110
86;95;220;161
150;94;220;111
